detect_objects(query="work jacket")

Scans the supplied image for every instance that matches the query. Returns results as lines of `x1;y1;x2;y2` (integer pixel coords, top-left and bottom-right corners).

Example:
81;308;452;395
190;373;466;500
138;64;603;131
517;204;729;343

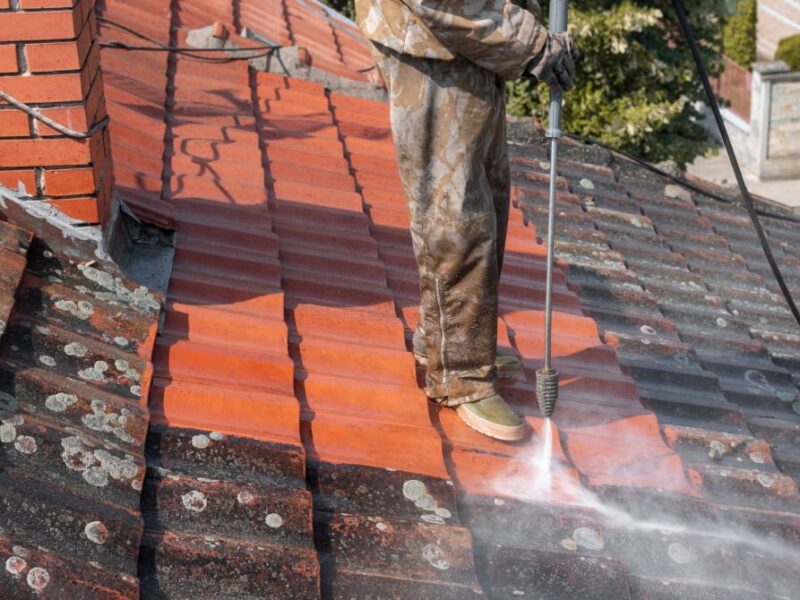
354;0;547;79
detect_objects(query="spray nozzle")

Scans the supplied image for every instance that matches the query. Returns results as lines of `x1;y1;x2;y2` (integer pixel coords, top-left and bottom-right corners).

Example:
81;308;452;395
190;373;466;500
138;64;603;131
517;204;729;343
536;367;559;418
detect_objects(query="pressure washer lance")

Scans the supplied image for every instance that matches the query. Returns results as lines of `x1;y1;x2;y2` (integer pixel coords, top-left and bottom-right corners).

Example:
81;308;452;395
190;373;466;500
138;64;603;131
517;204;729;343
535;0;569;420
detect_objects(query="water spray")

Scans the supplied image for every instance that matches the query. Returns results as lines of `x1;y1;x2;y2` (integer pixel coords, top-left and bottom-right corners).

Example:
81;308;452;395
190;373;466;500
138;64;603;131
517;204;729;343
535;0;568;420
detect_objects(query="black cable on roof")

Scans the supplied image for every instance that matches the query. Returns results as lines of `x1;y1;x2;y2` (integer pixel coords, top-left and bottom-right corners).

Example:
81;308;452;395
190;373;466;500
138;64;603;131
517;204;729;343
670;0;800;328
97;16;278;62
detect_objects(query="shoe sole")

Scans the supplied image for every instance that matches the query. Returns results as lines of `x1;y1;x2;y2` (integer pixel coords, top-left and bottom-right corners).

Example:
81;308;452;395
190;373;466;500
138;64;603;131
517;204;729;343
414;354;523;380
456;404;525;442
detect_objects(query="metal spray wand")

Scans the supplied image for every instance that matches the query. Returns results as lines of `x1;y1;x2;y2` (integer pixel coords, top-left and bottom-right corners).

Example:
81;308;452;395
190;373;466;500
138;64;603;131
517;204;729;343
535;0;568;419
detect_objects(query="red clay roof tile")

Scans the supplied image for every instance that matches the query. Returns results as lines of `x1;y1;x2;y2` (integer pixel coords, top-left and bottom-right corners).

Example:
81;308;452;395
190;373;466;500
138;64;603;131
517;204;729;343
1;0;794;596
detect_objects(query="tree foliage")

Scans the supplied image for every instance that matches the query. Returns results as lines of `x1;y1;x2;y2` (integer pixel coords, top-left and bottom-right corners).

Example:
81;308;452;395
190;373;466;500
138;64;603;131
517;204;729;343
320;0;355;20
722;0;757;69
775;33;800;71
325;0;725;166
507;0;725;166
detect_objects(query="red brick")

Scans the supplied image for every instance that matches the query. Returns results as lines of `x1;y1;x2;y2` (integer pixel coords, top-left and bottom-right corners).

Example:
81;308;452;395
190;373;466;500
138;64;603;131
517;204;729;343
26;37;83;73
84;71;107;122
25;15;94;74
19;0;76;9
0;137;90;166
0;44;17;74
37;105;88;136
0;169;37;194
0;109;30;137
46;196;99;223
0;72;82;102
0;1;10;10
0;11;80;43
43;166;95;196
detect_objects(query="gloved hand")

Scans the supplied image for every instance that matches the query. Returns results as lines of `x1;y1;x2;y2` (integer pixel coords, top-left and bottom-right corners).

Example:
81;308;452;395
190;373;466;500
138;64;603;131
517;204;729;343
526;31;579;92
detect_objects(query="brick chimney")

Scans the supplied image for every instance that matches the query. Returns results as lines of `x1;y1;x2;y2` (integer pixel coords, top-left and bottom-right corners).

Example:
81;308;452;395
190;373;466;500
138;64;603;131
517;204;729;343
0;0;113;226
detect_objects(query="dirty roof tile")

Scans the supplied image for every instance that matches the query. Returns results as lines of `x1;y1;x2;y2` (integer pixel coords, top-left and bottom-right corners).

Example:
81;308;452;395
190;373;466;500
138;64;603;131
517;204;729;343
2;0;797;596
0;192;161;597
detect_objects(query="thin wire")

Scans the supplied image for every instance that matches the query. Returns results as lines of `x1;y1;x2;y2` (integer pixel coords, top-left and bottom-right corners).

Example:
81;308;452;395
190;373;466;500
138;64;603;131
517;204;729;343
97;16;278;62
0;90;108;139
99;41;273;62
670;0;800;328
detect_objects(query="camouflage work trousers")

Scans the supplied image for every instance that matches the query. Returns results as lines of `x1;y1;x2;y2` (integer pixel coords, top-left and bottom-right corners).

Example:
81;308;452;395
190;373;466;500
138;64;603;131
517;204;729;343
372;46;511;406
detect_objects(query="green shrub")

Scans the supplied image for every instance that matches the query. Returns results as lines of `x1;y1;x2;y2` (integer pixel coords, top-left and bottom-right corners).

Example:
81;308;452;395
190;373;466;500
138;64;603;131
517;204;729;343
776;33;800;71
507;0;726;167
325;0;724;167
320;0;355;20
722;0;757;69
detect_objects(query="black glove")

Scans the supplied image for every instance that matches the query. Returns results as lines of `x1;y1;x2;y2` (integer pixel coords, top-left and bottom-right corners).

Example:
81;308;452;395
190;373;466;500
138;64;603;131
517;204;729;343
526;32;579;92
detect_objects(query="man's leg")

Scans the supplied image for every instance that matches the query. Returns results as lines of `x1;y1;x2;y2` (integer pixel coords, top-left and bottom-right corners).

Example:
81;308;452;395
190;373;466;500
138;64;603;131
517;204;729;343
481;80;525;379
485;78;511;278
408;72;521;378
374;48;504;405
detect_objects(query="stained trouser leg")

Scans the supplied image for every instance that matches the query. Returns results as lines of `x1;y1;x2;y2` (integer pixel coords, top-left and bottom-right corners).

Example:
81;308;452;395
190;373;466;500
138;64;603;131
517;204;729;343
485;77;511;278
372;46;505;406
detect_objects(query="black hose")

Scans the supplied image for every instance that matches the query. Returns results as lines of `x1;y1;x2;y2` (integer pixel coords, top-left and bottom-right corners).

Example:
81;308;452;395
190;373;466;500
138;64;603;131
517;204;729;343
670;0;800;328
97;17;277;62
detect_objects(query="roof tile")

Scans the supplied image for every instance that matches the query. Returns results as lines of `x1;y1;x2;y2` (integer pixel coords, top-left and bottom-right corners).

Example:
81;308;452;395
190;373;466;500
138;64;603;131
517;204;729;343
2;0;781;595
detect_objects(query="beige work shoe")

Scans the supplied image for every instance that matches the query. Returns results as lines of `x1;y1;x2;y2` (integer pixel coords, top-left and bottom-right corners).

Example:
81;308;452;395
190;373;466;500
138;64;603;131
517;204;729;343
413;334;523;379
456;394;525;442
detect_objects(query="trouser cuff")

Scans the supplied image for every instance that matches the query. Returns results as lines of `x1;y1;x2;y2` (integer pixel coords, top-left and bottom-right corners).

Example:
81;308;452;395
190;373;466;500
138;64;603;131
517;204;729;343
426;380;498;408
